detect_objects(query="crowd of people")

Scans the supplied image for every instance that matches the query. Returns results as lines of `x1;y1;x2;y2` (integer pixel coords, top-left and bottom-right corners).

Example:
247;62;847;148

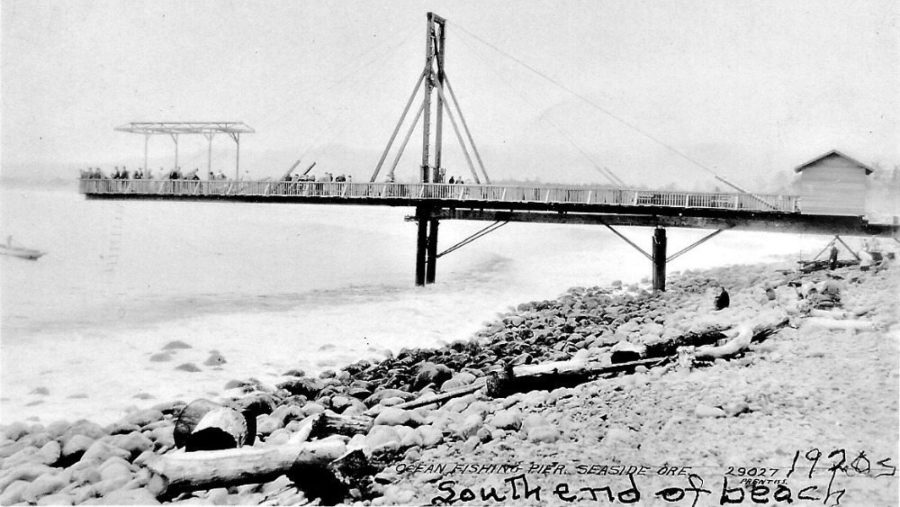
280;172;352;183
80;166;232;181
81;166;477;186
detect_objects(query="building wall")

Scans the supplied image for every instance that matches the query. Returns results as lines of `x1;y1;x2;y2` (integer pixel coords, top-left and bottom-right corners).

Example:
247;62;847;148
798;156;868;216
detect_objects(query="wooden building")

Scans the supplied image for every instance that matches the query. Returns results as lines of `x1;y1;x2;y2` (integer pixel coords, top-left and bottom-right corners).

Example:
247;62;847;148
794;150;873;216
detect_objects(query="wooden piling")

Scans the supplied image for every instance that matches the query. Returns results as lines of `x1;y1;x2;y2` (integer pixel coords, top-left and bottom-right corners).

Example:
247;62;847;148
652;226;667;291
415;207;428;286
426;218;439;283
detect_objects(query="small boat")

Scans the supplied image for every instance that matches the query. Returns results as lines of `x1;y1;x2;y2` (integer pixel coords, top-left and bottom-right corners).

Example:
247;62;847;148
0;236;45;260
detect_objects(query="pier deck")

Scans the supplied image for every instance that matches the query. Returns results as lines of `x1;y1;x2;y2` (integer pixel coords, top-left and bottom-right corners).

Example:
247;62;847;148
79;178;895;236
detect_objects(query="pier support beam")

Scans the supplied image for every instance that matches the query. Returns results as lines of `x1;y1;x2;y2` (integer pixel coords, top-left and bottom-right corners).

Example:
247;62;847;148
426;218;439;283
652;227;667;291
415;206;440;286
415;206;429;286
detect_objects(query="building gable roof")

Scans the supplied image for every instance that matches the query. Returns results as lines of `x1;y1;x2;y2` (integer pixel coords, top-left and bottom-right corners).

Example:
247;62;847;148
794;149;874;174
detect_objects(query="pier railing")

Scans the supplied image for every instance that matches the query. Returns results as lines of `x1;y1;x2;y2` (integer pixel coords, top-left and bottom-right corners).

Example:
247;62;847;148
78;179;799;213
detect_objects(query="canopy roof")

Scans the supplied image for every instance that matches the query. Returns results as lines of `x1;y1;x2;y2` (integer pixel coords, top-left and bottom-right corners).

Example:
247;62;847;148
115;121;255;136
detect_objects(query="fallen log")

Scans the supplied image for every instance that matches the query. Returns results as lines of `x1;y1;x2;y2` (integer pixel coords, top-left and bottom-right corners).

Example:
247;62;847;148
390;381;486;411
309;412;374;439
288;449;376;504
143;439;347;499
186;407;248;452
174;399;221;449
642;328;729;359
487;358;663;396
287;415;318;444
695;325;753;360
809;308;850;319
175;395;276;450
802;317;876;331
695;311;790;359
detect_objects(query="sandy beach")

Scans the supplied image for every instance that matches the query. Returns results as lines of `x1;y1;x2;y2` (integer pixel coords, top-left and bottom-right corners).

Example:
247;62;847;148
0;258;896;505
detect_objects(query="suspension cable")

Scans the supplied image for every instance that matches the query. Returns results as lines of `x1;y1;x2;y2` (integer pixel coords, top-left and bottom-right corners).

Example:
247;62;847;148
455;35;625;186
452;22;747;192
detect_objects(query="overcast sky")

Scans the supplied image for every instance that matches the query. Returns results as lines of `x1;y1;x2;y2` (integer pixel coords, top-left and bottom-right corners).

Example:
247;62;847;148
2;0;898;186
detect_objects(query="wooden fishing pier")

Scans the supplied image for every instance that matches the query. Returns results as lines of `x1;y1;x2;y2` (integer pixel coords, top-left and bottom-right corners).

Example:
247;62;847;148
79;13;898;290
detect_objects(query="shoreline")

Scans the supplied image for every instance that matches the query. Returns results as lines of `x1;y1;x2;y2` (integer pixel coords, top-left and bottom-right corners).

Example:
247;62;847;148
1;259;897;505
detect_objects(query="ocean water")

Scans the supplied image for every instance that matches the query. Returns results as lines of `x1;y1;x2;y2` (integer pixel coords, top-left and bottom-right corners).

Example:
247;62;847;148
0;185;828;424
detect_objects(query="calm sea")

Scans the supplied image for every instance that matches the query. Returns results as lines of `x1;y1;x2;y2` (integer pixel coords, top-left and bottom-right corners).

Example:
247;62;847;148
0;184;825;423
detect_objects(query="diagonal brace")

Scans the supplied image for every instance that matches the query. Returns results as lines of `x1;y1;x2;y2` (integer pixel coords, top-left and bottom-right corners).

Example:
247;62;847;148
444;75;490;184
437;221;508;258
833;235;861;261
667;229;727;263
433;79;481;184
602;223;653;262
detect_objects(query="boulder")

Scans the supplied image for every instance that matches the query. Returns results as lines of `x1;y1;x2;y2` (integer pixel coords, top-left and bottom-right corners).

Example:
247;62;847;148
456;414;483;440
62;434;94;461
300;402;325;417
204;351;227;366
22;472;68;503
37;492;75;505
99;456;133;478
373;408;412;427
147;425;175;452
44;420;71;439
0;480;30;505
2;422;30;441
521;414;549;433
276;378;323;398
174;363;202;373
162;340;192;350
364;426;401;452
489;409;522;431
97;487;160;505
69;462;103;485
694;404;726;418
0;463;54;493
122;408;164;427
79;440;130;464
416;425;443;448
411;362;453;390
60;419;106;447
270;404;305;428
109;432;153;461
36;440;61;465
0;440;29;459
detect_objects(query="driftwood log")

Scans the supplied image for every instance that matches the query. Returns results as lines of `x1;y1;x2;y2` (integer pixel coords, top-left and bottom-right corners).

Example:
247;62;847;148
174;399;221;449
309;412;375;439
695;312;791;359
143;439;348;499
175;395;277;450
391;382;486;411
187;407;248;452
803;316;876;331
289;449;377;504
488;358;663;396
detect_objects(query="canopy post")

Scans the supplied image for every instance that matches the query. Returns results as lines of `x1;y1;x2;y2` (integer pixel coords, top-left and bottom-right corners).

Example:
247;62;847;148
143;134;149;173
205;133;214;176
170;133;179;172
